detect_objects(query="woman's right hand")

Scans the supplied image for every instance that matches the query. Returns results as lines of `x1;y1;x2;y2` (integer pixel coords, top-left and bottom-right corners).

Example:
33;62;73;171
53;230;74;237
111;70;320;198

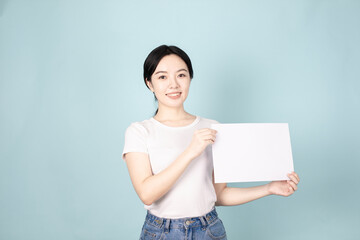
186;128;217;159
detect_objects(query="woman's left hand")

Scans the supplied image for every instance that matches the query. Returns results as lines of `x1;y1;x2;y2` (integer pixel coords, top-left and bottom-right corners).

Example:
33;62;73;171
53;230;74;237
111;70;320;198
267;172;300;197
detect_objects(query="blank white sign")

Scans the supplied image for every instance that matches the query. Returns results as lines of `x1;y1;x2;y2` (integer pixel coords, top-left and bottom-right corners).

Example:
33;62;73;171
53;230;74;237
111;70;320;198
211;123;294;183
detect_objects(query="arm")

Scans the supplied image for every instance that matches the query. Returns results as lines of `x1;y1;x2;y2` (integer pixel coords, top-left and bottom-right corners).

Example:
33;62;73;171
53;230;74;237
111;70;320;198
125;128;217;206
125;150;195;206
213;170;300;206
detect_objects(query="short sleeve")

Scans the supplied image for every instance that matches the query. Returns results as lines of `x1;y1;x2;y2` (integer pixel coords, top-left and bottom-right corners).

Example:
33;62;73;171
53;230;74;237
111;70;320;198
122;122;148;160
210;119;220;125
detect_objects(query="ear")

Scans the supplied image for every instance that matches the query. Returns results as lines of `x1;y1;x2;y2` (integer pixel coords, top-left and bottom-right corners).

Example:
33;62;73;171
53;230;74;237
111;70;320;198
146;78;154;92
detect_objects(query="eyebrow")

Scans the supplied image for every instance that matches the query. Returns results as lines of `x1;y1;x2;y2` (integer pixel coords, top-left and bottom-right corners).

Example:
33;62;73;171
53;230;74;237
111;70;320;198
154;69;188;75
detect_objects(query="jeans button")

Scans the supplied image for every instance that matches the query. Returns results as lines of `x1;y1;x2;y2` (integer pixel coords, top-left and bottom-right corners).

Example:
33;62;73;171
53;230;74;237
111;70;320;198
185;220;191;225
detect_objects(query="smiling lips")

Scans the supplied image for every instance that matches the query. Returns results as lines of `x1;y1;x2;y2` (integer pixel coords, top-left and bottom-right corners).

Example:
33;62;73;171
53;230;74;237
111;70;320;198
166;92;181;99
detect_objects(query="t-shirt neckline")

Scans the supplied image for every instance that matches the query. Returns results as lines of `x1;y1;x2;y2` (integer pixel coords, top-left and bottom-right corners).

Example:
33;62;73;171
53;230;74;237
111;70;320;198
150;115;200;129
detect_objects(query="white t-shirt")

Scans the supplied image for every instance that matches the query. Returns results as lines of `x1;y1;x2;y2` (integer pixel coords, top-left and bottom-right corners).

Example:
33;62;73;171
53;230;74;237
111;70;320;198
122;115;218;219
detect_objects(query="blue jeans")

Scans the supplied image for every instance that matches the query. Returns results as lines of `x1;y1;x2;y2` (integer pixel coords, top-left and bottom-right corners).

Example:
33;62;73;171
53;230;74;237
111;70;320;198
139;207;227;239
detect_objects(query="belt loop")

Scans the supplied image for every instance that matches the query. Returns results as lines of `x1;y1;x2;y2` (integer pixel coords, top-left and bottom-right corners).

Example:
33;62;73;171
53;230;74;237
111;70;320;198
164;218;170;233
205;212;210;224
213;208;218;218
200;216;207;230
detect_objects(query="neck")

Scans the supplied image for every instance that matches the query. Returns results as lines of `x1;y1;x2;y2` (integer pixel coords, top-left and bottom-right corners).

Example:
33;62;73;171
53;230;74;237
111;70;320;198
154;104;191;121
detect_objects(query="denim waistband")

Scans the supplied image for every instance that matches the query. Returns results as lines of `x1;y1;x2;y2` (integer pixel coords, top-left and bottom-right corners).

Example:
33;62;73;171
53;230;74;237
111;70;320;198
145;207;218;232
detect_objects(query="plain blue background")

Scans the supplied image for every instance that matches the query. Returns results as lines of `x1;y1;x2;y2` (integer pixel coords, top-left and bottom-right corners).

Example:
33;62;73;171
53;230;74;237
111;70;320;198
1;0;359;239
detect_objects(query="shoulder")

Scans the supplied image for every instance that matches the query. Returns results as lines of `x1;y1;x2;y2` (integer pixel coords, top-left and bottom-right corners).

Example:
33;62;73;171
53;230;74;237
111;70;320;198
125;119;153;136
198;116;221;125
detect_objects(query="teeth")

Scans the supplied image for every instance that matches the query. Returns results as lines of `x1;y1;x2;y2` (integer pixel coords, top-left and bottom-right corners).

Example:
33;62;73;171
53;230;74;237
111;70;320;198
167;93;180;96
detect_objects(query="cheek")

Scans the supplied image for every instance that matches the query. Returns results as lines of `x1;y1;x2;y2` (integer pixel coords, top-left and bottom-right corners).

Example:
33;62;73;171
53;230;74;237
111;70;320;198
181;82;190;92
153;83;167;95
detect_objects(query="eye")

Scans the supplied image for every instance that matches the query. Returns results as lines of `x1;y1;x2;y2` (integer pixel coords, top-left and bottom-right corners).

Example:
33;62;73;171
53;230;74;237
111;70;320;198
178;73;186;78
159;75;166;80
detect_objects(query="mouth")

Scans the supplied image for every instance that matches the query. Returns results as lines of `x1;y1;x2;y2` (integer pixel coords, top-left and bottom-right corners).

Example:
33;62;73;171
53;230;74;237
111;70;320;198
166;92;182;99
166;92;181;96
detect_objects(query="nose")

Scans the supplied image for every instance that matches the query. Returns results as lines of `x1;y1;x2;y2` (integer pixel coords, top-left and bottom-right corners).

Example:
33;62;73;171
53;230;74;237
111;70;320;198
168;75;179;88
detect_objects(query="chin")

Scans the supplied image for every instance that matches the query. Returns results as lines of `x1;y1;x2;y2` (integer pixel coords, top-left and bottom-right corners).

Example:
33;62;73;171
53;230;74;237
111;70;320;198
159;100;186;109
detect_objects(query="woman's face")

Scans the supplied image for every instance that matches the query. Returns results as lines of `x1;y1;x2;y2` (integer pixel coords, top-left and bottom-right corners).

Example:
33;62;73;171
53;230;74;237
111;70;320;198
147;54;191;110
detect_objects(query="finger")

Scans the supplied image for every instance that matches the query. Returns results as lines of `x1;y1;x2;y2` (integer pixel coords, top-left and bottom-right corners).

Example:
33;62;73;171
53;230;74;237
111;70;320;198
287;173;299;184
205;133;217;141
199;132;217;140
203;135;216;143
287;180;298;191
292;172;300;182
196;128;210;133
288;172;299;184
198;130;213;136
288;187;294;196
206;139;215;144
197;128;217;133
198;132;216;141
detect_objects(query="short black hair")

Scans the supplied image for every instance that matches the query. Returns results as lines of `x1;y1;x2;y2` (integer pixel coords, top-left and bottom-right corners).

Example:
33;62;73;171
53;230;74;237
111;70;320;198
143;45;194;90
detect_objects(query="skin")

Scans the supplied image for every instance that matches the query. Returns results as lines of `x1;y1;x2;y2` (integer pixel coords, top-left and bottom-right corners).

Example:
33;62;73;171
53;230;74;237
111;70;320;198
124;54;300;207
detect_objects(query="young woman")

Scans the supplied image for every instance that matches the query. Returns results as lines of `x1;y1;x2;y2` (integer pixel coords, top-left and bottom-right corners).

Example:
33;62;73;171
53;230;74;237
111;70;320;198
122;45;300;240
